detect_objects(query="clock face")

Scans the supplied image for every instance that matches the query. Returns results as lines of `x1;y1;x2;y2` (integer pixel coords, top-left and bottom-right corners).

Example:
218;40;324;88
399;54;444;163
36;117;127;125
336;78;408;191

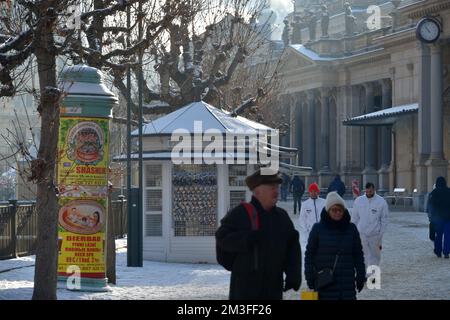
417;18;440;43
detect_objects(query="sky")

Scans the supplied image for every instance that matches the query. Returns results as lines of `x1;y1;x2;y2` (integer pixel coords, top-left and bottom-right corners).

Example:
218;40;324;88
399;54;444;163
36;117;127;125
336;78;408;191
268;0;294;40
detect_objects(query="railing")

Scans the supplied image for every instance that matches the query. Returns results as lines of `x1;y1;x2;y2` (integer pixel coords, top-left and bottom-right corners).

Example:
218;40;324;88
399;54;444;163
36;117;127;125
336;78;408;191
384;188;414;207
111;196;128;239
0;197;128;260
0;200;37;260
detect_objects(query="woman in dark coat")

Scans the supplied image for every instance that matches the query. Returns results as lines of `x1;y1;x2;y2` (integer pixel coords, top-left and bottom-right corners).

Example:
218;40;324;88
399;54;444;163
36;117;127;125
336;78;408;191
428;176;450;258
215;169;302;300
305;192;366;300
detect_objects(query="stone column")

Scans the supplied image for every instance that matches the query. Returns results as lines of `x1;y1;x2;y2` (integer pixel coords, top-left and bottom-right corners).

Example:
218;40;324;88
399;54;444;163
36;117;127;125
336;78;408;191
426;43;448;188
414;42;431;210
281;95;290;149
289;96;296;165
306;90;317;185
319;87;332;187
341;84;363;187
362;82;378;187
378;79;392;194
293;93;303;166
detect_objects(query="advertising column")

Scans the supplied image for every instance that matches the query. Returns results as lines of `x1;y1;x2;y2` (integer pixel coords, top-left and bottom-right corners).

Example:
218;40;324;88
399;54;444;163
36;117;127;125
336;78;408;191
56;65;117;291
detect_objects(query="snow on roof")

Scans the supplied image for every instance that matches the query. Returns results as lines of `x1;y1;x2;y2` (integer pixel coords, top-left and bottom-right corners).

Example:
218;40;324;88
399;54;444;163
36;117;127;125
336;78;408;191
113;151;257;161
143;100;170;109
290;44;336;61
343;103;418;126
289;44;384;62
60;82;117;99
131;101;274;136
59;64;118;100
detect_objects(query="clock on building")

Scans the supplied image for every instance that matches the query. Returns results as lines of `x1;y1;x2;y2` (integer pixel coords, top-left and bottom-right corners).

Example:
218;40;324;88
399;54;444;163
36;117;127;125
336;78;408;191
416;17;441;43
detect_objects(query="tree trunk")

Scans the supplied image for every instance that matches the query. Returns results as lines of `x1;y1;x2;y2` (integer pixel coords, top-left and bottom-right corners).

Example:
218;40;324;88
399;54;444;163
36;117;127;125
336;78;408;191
32;1;60;300
106;190;116;284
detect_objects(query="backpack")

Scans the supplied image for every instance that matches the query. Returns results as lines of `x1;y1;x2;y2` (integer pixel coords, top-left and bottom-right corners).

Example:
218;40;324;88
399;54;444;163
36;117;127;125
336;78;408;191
216;202;260;271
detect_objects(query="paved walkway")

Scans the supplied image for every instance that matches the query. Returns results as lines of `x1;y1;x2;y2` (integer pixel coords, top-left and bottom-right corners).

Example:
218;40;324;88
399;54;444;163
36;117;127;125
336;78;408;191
278;199;450;300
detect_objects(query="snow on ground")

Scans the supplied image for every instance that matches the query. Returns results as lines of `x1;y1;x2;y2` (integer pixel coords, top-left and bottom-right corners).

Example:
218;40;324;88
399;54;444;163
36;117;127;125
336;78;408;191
1;200;450;300
0;239;230;300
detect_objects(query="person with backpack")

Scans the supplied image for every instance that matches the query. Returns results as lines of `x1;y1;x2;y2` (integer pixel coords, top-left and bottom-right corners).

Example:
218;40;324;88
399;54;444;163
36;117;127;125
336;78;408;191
215;168;302;300
428;177;450;258
290;175;305;214
327;174;346;197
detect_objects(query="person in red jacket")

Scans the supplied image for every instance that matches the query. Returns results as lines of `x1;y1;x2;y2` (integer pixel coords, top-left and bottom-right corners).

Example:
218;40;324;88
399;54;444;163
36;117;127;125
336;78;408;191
352;179;360;199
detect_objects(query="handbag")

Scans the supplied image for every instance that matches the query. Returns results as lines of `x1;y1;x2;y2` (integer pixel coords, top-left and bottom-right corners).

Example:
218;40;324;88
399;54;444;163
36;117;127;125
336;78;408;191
316;267;335;289
315;245;341;290
301;289;318;300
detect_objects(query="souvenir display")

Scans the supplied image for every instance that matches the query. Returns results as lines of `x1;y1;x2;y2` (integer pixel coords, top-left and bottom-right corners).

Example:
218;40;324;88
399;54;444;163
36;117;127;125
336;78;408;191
228;165;247;187
172;165;217;236
228;165;248;209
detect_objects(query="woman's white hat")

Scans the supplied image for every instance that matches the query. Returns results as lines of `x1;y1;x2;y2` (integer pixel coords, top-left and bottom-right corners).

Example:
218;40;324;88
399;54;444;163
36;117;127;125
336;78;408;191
325;191;346;211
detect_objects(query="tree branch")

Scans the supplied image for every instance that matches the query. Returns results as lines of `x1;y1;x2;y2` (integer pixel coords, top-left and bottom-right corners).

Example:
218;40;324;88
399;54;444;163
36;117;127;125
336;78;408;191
80;1;133;21
0;30;33;54
214;45;245;87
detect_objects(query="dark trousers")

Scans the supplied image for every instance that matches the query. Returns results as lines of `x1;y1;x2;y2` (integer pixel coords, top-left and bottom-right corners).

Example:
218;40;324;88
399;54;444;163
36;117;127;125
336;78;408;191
280;186;288;201
433;217;450;256
293;193;302;214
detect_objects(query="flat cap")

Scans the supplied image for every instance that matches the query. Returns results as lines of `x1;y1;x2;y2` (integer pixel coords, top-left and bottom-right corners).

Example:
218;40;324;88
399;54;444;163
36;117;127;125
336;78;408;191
245;168;283;190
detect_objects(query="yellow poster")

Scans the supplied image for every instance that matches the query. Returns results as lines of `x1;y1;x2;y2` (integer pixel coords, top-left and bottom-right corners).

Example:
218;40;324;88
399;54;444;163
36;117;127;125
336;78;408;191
57;198;106;279
57;117;109;187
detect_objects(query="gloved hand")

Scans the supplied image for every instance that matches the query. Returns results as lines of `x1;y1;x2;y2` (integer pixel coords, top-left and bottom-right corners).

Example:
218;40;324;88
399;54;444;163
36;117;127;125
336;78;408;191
356;281;365;293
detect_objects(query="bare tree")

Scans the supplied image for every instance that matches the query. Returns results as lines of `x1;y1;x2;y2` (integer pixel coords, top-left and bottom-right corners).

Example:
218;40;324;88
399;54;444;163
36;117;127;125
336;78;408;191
0;0;281;299
62;0;275;117
0;0;63;300
0;0;183;299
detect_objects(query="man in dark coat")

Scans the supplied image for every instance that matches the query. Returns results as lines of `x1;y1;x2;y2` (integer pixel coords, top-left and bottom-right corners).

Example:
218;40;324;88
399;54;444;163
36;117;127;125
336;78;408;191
305;192;366;300
216;169;302;300
428;176;450;258
327;174;346;197
290;175;305;214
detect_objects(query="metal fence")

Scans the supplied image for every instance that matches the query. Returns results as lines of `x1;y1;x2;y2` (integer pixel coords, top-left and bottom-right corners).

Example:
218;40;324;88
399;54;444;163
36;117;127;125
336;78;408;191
0;197;128;260
111;196;128;239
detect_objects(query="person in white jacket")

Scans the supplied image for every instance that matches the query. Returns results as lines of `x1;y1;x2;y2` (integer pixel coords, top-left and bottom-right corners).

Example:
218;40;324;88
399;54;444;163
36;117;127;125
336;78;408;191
299;183;326;258
351;182;389;273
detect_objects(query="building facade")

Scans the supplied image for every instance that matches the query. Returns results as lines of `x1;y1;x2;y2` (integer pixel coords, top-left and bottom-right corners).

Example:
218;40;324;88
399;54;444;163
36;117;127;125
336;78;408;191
277;0;450;210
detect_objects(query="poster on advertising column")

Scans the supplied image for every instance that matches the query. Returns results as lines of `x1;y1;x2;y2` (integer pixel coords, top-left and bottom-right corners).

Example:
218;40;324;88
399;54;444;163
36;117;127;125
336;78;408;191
57;117;109;188
57;198;107;283
56;116;110;290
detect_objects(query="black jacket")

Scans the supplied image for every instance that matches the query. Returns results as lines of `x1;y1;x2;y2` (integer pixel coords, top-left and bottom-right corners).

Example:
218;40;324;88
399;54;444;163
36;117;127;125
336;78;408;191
429;177;450;221
328;177;346;197
305;208;366;300
215;196;302;300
